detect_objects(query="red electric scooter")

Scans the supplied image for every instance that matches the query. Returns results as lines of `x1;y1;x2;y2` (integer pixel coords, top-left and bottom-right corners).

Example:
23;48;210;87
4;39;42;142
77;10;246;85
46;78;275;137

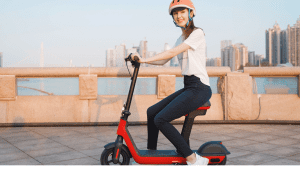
100;54;230;165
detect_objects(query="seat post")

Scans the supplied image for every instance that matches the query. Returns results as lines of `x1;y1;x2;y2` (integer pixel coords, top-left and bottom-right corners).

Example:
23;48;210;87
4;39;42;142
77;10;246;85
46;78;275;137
181;114;196;147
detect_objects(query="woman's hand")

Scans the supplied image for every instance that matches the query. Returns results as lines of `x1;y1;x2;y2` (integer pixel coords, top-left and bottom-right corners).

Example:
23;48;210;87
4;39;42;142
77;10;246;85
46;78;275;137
131;52;146;63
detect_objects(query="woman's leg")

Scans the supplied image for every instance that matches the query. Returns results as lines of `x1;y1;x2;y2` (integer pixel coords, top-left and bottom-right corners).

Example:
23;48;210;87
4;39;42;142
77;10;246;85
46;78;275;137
147;88;185;150
153;86;212;158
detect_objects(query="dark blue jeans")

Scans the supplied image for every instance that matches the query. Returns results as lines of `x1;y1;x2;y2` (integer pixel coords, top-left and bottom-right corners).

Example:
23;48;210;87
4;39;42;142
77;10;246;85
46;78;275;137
147;75;212;158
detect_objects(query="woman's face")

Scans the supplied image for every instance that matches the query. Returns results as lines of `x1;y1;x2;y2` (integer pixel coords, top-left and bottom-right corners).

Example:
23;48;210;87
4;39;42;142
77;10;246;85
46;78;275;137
172;8;193;28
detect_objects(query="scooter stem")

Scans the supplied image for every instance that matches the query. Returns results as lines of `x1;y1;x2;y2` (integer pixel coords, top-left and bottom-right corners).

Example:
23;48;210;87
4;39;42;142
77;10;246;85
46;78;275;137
124;62;140;112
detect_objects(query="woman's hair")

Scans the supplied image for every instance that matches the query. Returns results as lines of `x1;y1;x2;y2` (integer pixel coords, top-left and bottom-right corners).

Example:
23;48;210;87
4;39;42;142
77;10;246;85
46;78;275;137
171;7;204;39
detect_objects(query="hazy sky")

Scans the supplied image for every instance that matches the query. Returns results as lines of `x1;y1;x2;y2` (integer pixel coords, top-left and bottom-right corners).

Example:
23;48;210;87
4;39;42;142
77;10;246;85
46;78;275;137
1;0;299;67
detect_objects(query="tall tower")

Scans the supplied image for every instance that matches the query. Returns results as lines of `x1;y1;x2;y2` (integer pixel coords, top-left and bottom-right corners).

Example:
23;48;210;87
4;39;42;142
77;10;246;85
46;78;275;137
266;22;281;66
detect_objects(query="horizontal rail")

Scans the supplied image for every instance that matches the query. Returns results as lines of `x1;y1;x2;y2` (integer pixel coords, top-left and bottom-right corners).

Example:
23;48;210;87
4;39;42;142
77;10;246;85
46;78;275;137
0;67;231;78
1;120;300;127
244;67;300;76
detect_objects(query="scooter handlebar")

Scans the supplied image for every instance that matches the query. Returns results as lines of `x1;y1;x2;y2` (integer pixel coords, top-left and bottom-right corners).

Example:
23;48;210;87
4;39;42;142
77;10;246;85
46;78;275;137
125;53;140;62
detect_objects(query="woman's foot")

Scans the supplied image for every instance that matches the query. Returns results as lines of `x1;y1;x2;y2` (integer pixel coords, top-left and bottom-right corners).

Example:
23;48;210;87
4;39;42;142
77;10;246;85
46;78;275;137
187;153;209;165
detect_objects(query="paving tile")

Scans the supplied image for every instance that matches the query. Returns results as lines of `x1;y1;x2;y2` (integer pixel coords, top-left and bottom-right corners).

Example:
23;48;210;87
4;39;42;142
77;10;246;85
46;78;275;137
0;143;15;149
267;138;299;146
198;134;236;142
156;145;175;150
4;134;45;143
1;158;41;165
243;133;281;142
15;141;64;152
288;134;300;140
67;141;107;151
268;130;300;137
91;155;101;161
238;143;280;152
13;138;55;147
79;147;105;157
56;137;100;146
261;146;300;158
0;152;30;163
125;136;147;143
285;153;300;162
290;127;300;132
0;147;23;156
230;153;279;165
25;146;74;158
189;132;220;140
225;131;260;138
0;138;8;144
221;139;258;149
34;151;88;164
48;157;99;165
225;147;254;159
261;158;300;165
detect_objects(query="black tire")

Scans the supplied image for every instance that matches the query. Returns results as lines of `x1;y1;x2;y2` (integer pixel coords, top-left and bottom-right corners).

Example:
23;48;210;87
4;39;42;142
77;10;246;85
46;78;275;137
100;147;131;165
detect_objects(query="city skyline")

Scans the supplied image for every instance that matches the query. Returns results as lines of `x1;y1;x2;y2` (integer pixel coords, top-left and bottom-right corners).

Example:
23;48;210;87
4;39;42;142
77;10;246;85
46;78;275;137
1;0;299;67
266;16;300;66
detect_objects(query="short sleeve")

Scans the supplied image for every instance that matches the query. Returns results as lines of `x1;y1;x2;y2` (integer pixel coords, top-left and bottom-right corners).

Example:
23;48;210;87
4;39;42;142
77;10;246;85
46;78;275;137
183;29;205;50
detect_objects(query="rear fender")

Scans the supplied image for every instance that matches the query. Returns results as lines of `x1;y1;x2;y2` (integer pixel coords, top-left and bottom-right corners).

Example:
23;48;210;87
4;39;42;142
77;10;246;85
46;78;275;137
197;141;230;156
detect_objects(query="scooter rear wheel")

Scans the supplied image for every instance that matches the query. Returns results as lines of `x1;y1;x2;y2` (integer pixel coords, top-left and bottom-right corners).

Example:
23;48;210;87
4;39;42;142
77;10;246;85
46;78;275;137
100;147;131;165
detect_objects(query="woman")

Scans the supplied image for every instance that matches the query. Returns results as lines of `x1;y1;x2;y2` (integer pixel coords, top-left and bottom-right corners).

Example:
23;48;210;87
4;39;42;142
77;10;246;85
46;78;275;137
131;0;212;165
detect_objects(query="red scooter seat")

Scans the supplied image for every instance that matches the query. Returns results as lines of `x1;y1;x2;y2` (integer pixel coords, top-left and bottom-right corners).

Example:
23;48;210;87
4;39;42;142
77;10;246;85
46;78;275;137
185;101;211;117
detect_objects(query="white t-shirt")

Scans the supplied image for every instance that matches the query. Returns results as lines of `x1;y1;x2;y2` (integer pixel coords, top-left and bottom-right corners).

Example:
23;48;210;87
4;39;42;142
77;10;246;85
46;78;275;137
174;28;210;87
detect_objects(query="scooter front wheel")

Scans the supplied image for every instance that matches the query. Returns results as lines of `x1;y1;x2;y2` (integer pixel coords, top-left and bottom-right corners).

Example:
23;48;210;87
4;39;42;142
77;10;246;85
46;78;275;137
100;147;131;165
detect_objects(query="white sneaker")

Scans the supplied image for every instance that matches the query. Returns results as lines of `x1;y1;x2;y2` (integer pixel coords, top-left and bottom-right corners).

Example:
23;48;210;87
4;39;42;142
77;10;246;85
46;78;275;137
187;153;209;165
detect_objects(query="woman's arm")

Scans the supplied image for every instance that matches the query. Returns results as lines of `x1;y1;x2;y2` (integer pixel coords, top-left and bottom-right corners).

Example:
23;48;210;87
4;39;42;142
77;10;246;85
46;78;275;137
147;57;172;65
141;43;191;63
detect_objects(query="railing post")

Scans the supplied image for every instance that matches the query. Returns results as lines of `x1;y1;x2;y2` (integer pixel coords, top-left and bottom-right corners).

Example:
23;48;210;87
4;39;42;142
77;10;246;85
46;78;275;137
79;74;98;122
157;75;176;99
225;73;255;120
0;75;16;101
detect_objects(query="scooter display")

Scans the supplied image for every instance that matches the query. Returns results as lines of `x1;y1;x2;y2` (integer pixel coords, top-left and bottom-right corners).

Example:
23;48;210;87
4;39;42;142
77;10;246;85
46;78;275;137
100;54;230;165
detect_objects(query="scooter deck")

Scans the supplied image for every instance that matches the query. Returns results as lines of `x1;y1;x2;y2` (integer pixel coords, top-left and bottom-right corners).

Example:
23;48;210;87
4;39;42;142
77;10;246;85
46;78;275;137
138;150;197;157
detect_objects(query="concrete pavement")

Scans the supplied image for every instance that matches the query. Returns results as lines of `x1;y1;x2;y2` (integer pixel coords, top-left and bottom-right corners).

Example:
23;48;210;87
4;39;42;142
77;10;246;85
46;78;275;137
1;124;300;165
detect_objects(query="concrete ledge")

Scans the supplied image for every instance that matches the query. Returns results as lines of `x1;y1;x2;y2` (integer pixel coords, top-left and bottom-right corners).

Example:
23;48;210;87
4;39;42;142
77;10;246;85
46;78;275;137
244;67;300;76
0;67;231;78
1;120;300;127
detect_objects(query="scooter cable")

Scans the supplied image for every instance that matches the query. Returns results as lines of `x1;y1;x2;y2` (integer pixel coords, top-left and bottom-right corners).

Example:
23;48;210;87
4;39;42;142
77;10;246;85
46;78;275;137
125;61;132;79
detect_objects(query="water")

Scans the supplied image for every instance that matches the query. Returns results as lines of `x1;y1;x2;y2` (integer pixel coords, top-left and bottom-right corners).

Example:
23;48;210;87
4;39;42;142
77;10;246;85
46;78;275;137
253;77;298;94
17;77;299;96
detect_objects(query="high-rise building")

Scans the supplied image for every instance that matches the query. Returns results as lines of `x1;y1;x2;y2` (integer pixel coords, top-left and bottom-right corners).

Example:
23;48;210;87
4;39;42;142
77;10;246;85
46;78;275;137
248;51;256;66
0;52;3;67
106;48;116;67
255;54;264;66
115;43;126;67
221;43;248;71
206;58;221;67
235;43;249;68
266;22;282;66
221;40;232;66
286;16;300;66
139;39;148;67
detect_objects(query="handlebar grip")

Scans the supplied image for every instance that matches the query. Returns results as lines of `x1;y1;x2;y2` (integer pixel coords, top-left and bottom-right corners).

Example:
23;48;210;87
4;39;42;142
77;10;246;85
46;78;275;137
134;56;139;61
